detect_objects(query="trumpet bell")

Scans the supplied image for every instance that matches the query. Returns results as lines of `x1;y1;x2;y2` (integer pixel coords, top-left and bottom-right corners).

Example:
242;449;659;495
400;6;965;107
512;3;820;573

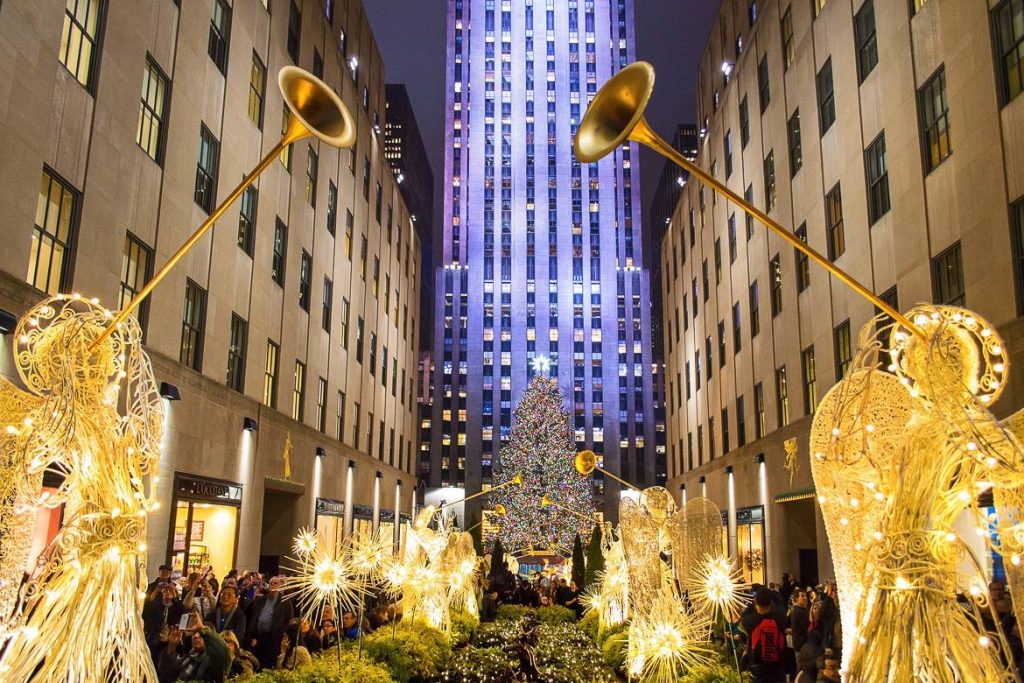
575;449;597;476
279;65;356;149
573;61;655;163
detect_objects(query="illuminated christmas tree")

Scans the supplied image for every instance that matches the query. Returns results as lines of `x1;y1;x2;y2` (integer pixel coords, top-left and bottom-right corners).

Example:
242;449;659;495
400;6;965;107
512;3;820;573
489;375;593;553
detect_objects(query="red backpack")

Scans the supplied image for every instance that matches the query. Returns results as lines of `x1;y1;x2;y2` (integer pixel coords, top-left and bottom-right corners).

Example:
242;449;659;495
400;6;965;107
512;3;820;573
750;616;783;664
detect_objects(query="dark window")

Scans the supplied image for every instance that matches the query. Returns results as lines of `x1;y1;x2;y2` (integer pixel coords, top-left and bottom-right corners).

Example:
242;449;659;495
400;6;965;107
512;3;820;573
337;391;346;442
795;223;810;292
237;185;257;255
932;242;965;306
702;259;709;302
180;279;207;371
802;346;817;415
369;333;377;375
724;130;733;177
876;285;899;330
834;319;852;380
758;56;771;113
855;0;878;82
28;168;79;295
248;52;266;127
326;181;337;236
919;67;951;172
749;0;758;25
305;146;317;206
994;0;1024;103
770;254;782;316
740;96;750;148
280;111;292;171
764;151;776;210
341;297;350;349
316;378;327;433
865;133;890;224
732;301;742;353
714;239;722;283
227;313;247;392
194;125;220;213
721;407;730;454
363;158;371;199
718;320;726;366
299;250;312;311
817;58;836;134
781;6;795;70
706;336;713;381
119;233;153;333
1013;198;1024;314
137;57;169;162
208;0;231;74
292;361;306;421
352;402;361;448
287;0;301;62
375;182;383;223
313;48;323;79
749;280;760;337
774;366;789;427
825;183;845;260
60;0;103;88
728;214;737;263
754;382;765;438
355;316;364;363
788;109;802;176
322;277;332;331
272;219;287;285
263;340;279;408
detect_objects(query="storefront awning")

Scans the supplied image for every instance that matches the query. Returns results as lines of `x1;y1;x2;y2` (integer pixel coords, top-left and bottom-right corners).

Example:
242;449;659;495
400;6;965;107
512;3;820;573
264;476;306;495
774;486;816;503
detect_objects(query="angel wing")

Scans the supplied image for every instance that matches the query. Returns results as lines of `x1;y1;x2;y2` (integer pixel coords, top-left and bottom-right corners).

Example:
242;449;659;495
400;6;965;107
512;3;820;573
673;497;724;595
810;364;913;655
619;495;663;613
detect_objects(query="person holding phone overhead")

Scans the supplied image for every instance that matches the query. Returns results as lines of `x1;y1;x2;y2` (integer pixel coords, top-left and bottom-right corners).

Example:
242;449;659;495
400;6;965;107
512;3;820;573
142;582;184;662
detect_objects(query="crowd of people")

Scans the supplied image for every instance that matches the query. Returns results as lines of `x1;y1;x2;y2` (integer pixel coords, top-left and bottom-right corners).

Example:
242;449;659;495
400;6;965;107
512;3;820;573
478;561;584;621
141;565;380;682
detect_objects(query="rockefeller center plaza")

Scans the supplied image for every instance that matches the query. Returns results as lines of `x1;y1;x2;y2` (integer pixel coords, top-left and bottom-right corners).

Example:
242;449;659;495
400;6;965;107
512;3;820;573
5;0;1024;681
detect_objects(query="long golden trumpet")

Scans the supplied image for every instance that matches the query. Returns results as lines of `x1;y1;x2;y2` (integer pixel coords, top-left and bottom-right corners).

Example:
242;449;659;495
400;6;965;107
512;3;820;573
574;450;639;491
91;66;356;350
575;61;923;340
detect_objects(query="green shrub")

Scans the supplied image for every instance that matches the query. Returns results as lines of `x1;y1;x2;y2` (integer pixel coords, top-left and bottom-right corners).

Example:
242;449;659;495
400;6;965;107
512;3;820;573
236;647;395;683
450;611;480;648
442;646;518;683
532;622;618;682
578;609;600;641
600;629;628;673
681;662;751;683
363;622;450;682
583;525;604;588
535;605;575;625
595;620;627;648
494;604;532;622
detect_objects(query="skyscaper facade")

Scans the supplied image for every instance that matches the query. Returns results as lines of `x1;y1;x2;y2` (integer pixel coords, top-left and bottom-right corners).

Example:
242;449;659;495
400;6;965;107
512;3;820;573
427;0;656;519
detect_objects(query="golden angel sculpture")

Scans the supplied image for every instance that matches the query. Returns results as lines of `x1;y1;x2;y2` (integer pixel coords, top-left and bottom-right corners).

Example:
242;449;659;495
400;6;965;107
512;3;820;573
613;487;745;681
0;295;163;681
811;304;1024;682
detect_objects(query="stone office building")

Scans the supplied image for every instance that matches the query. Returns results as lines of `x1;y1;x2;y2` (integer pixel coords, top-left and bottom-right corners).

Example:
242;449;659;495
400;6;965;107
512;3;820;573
662;0;1024;587
0;0;421;577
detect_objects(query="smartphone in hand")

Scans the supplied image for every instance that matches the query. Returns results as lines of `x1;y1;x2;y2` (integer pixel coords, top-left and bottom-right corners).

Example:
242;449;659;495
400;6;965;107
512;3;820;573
178;614;191;630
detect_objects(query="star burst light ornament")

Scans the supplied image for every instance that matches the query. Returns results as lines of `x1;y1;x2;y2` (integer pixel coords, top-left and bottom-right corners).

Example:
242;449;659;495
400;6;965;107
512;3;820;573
283;528;366;624
811;304;1024;681
626;588;714;683
0;295;163;682
691;554;747;621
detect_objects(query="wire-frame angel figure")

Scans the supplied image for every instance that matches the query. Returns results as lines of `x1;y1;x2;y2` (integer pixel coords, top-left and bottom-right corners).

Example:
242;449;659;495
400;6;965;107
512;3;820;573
811;304;1024;682
616;487;746;681
0;295;163;682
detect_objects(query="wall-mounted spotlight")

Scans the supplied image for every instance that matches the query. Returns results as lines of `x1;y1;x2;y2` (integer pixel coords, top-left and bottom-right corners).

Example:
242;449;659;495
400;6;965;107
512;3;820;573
243;417;258;432
699;476;706;484
159;382;180;401
348;459;356;470
0;308;17;335
375;471;383;479
725;465;734;475
316;446;326;458
756;453;765;464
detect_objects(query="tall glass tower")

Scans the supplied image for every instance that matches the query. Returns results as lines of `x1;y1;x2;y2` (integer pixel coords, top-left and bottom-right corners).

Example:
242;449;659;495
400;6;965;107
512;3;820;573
426;0;655;521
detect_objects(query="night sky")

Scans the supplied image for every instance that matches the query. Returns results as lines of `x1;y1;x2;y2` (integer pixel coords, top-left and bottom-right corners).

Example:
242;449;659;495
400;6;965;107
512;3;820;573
363;1;720;248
